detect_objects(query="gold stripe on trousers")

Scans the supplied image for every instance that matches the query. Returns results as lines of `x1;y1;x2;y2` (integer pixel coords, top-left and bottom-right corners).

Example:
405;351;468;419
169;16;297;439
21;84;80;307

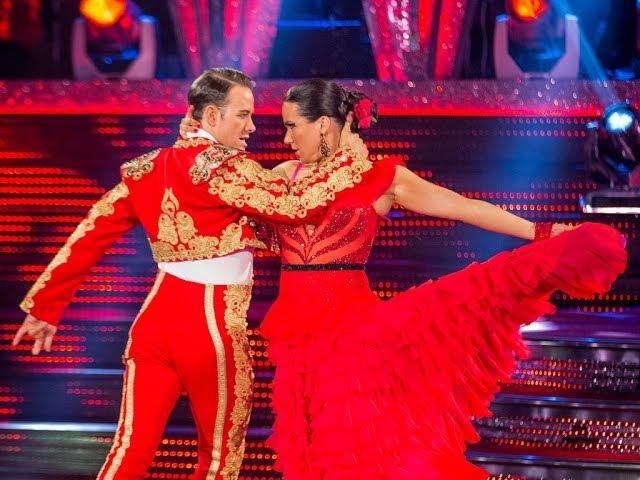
220;285;254;480
205;284;228;479
204;284;254;480
101;358;136;480
124;270;166;359
98;271;164;479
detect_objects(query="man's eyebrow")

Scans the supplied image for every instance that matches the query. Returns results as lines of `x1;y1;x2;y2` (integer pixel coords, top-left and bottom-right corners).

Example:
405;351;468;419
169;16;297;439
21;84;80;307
238;109;251;114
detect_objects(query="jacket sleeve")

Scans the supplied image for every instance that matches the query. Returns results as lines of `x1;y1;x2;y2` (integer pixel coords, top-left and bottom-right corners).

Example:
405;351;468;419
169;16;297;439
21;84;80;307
19;182;138;326
195;145;374;224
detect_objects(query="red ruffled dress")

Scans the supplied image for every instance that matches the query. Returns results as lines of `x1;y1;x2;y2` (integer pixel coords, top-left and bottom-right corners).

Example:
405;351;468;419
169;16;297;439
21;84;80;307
260;157;627;480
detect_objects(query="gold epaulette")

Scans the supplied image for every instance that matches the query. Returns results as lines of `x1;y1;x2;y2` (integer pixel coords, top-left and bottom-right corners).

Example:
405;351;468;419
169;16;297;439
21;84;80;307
121;149;160;181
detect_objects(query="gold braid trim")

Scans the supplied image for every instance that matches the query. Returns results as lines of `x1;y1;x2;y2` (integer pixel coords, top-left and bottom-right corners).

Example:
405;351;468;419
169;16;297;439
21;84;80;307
102;358;136;480
150;189;264;262
194;146;288;190
205;285;227;479
173;137;216;149
190;145;238;184
220;285;253;480
123;271;166;359
121;150;159;181
207;147;373;219
20;183;130;313
290;146;369;190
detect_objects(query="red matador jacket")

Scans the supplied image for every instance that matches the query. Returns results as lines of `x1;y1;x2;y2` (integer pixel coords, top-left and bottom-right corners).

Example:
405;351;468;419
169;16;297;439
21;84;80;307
20;137;373;326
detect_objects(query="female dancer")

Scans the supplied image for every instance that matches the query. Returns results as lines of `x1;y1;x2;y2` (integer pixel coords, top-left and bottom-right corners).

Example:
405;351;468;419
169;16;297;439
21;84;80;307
181;79;627;479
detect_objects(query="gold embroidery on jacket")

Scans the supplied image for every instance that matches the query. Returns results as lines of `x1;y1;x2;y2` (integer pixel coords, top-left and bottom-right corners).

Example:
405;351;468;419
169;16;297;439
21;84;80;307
173;137;215;149
121;150;159;181
207;147;373;218
150;189;264;262
290;146;371;190
220;155;289;188
198;143;371;218
206;155;299;218
220;284;253;479
20;183;130;313
190;146;237;184
192;146;287;189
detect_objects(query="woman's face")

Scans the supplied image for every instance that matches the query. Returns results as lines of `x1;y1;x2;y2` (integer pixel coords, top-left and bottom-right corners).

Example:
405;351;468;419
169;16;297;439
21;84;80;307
282;101;326;164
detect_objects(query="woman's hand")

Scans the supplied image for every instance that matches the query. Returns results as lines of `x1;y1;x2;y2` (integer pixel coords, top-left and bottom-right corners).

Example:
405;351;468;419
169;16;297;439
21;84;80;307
179;105;201;139
551;223;575;237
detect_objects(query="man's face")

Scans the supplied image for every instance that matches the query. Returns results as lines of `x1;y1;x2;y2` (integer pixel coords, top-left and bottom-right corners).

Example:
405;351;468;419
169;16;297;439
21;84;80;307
206;85;256;150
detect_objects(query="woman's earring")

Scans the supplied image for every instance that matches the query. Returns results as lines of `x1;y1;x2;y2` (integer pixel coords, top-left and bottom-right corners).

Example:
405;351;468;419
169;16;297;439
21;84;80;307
320;133;330;158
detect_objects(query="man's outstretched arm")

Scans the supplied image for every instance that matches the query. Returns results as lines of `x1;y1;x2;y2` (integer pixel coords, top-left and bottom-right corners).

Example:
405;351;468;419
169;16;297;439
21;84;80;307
13;182;138;354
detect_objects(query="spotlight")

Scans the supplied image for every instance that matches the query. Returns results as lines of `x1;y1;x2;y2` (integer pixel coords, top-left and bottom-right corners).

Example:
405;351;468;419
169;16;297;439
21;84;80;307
72;0;157;79
494;1;580;79
79;0;127;28
603;103;636;134
581;101;640;214
507;0;549;23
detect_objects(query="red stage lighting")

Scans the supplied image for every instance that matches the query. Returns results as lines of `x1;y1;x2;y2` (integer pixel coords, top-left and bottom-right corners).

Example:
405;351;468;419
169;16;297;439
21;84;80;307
79;0;127;28
0;1;11;41
507;0;549;23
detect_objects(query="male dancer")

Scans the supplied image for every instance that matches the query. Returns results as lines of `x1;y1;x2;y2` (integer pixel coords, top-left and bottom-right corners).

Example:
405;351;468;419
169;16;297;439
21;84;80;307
12;68;368;479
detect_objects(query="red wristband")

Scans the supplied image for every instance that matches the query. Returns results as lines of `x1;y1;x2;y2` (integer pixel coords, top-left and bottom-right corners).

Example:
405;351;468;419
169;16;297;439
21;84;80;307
534;222;553;242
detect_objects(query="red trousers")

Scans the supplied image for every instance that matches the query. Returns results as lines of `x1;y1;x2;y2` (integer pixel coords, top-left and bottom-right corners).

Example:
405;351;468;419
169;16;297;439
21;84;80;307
97;271;254;480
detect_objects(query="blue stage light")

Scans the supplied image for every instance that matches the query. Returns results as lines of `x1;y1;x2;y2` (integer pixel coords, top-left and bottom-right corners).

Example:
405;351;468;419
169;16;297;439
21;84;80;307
582;101;640;213
603;103;636;134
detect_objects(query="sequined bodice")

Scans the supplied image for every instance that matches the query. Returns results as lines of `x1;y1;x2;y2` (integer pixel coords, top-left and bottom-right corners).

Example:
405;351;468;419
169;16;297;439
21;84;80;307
277;155;402;265
278;206;380;265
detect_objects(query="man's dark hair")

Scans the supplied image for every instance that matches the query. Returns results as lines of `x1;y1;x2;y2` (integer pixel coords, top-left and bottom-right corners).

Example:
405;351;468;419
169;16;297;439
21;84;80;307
188;68;253;121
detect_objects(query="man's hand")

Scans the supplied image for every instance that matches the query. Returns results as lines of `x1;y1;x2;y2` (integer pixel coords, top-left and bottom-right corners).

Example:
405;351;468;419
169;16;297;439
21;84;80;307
12;314;57;355
338;112;368;158
179;105;201;139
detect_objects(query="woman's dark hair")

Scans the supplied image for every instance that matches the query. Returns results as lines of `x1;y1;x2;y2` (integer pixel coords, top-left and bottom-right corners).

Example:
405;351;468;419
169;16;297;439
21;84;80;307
188;68;253;121
284;79;378;133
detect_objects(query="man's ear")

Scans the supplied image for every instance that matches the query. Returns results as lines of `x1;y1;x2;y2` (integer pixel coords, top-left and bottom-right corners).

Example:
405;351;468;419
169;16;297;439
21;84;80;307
202;104;221;128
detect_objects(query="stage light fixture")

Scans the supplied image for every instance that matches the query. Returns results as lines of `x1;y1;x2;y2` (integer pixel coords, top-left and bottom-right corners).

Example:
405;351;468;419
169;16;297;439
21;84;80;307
581;101;640;214
507;0;549;23
603;103;636;134
72;0;156;80
494;1;579;79
79;0;127;28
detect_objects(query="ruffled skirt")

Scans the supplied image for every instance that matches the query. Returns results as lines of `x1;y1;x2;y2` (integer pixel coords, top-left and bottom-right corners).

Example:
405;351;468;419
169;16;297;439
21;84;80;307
260;223;627;480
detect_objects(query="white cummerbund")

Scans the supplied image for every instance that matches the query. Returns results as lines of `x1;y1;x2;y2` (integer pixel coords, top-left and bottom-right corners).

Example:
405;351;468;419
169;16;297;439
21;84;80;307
158;250;253;285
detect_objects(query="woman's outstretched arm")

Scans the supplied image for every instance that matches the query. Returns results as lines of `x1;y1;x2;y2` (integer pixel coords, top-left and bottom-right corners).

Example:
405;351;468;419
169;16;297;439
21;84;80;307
386;166;570;240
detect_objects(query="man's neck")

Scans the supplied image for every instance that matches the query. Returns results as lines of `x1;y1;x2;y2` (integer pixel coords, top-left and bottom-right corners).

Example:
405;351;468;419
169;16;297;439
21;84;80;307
186;128;217;142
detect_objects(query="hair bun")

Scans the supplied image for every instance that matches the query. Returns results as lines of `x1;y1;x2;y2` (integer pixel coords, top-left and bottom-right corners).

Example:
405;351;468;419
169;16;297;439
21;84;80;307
338;89;378;133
